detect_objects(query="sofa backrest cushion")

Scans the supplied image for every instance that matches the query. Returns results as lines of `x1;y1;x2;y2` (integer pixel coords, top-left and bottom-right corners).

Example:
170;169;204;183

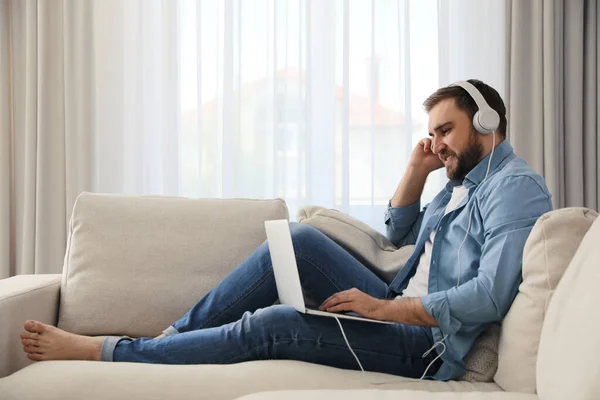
536;213;600;399
494;208;597;393
296;205;413;283
57;192;288;337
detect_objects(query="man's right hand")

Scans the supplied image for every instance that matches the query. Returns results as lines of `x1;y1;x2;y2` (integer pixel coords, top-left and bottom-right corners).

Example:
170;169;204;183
389;138;444;208
408;138;444;174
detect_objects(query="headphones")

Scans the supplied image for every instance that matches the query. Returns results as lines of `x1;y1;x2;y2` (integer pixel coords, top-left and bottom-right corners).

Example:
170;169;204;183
450;81;500;135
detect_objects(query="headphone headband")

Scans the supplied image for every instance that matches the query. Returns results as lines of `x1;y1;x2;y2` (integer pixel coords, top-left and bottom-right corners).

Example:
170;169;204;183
449;81;500;134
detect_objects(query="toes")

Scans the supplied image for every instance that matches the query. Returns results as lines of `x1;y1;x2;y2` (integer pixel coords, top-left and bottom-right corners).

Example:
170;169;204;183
20;331;39;340
21;338;39;346
27;352;45;361
24;320;46;334
24;345;40;353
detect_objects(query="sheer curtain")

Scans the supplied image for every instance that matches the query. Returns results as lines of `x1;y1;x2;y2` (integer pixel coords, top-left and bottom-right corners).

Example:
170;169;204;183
93;0;506;231
1;0;506;276
91;0;440;232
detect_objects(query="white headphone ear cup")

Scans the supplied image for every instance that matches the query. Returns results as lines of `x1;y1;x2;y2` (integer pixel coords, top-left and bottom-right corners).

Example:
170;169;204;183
476;108;500;134
472;111;486;134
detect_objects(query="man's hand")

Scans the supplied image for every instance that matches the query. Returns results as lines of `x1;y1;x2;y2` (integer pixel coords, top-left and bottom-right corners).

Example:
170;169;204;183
409;138;444;174
319;288;388;320
319;288;439;327
390;138;444;208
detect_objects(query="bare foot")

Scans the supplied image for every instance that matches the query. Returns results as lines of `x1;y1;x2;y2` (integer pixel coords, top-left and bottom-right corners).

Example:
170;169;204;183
20;320;103;362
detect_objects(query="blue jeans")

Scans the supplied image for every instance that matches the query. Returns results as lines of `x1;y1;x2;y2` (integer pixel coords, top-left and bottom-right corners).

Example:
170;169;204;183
100;223;440;378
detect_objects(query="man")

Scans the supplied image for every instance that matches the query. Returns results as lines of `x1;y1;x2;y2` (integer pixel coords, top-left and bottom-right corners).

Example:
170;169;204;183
19;79;552;380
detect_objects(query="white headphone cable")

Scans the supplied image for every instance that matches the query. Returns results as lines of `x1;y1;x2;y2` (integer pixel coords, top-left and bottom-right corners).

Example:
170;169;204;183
334;315;445;384
333;317;365;373
457;131;495;286
369;333;448;385
419;131;498;380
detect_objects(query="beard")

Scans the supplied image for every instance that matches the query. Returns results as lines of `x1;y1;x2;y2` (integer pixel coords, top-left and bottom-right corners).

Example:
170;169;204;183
439;132;484;181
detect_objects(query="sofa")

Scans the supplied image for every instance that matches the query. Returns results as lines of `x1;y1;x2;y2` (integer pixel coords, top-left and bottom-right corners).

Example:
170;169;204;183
0;192;598;400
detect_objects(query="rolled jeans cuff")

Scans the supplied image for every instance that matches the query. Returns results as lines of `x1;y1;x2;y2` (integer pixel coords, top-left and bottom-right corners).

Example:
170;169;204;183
162;325;179;336
100;336;130;362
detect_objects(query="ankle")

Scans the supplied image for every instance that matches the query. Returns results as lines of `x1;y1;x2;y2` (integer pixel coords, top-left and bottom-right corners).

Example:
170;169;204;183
90;338;103;361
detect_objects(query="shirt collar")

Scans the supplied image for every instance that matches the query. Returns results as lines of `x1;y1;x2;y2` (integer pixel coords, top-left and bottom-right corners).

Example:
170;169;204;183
444;179;463;193
462;140;514;189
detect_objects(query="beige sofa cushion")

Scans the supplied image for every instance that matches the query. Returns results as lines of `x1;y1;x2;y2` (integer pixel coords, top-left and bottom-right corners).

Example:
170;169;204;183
536;214;600;399
297;205;498;383
494;208;597;393
57;192;288;337
296;206;413;283
460;323;500;382
0;360;501;400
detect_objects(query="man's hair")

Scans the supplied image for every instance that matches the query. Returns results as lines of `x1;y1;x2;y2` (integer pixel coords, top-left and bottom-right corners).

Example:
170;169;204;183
423;79;507;139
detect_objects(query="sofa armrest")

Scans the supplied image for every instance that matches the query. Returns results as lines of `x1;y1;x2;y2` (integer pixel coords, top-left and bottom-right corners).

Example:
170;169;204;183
0;274;61;378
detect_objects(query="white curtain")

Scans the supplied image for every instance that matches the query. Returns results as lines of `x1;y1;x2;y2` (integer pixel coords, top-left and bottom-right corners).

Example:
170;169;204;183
1;0;506;277
92;0;447;228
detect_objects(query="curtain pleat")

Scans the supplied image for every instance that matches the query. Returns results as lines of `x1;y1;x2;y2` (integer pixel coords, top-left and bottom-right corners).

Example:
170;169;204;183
0;0;13;278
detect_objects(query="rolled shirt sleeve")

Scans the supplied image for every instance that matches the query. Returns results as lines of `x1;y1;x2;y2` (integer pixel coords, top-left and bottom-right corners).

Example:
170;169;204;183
385;200;426;248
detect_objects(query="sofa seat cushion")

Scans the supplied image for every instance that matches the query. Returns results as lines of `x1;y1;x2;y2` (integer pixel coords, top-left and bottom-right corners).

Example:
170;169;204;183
57;193;288;338
236;390;537;400
0;360;502;400
494;207;597;393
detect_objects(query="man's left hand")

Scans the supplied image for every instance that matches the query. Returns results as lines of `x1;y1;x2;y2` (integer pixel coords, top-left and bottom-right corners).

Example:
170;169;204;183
319;288;388;321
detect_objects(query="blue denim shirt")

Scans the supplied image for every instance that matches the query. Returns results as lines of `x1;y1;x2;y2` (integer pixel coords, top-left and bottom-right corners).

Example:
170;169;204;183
384;141;552;380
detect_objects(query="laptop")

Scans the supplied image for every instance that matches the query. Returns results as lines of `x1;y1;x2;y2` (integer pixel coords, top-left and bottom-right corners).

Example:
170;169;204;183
264;219;393;325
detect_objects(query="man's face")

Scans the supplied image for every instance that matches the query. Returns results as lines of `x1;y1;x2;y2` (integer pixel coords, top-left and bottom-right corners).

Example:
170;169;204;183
427;98;483;181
